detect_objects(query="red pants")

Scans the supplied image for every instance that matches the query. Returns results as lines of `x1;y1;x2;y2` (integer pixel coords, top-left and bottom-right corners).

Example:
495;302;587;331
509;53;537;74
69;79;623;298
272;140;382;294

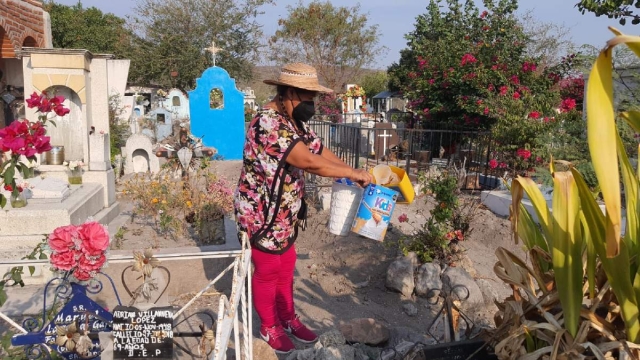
251;246;296;328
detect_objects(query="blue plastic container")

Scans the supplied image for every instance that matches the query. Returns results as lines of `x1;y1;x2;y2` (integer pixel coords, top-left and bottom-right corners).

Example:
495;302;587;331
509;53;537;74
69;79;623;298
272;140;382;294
351;184;398;241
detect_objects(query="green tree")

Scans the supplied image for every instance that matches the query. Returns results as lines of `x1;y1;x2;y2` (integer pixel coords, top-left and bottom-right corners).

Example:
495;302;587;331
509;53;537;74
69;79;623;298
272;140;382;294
357;71;388;99
268;0;386;90
44;1;127;54
577;0;640;25
122;0;272;91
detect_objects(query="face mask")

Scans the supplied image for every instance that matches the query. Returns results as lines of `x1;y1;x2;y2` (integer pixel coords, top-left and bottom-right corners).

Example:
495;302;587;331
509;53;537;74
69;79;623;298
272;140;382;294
292;100;315;123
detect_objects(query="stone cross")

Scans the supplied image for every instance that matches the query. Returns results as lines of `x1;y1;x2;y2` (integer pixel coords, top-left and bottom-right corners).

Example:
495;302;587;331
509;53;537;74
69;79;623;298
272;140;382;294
203;40;223;67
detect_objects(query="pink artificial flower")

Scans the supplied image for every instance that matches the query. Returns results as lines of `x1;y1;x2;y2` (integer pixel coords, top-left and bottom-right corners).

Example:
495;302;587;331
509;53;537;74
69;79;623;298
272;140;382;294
499;162;507;169
480;10;488;18
50;251;77;271
454;230;464;241
445;232;455;241
528;111;540;119
398;214;409;223
488;84;495;92
428;79;435;85
78;253;106;272
79;221;110;256
484;107;490;115
73;268;92;281
513;92;521;100
499;86;508;96
489;159;498;169
48;225;79;253
510;75;520;85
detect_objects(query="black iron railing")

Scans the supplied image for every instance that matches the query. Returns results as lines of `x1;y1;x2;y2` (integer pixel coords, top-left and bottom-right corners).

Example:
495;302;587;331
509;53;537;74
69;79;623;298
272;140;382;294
307;118;496;189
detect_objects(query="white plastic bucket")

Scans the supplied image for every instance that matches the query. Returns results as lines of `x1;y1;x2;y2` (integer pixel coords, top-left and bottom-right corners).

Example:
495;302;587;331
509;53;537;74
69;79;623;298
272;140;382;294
328;179;364;236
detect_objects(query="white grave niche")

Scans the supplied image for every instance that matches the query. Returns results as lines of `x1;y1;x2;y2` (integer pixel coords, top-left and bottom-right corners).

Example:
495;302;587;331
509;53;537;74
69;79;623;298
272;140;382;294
44;86;84;161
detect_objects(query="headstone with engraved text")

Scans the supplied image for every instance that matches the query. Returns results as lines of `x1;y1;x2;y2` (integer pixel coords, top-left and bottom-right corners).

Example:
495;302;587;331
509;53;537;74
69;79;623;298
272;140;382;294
112;305;174;359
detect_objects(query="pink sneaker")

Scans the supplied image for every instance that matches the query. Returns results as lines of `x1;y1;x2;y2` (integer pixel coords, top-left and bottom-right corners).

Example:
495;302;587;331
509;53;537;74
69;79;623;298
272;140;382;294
260;325;295;354
282;315;318;343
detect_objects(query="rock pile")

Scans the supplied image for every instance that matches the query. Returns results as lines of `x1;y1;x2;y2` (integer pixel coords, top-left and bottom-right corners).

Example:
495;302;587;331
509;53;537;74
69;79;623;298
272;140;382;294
283;319;437;360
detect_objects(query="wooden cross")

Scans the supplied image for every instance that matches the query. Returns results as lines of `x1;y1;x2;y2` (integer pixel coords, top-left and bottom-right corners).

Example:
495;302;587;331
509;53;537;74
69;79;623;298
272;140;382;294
203;40;223;67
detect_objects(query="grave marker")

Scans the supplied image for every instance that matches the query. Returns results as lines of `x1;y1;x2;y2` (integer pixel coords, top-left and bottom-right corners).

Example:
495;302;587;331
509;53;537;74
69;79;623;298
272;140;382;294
189;66;244;160
112;305;174;359
11;283;112;360
373;123;398;160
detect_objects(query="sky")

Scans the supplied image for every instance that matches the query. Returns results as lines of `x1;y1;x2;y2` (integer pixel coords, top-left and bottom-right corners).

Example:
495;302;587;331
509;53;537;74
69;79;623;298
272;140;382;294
52;0;632;69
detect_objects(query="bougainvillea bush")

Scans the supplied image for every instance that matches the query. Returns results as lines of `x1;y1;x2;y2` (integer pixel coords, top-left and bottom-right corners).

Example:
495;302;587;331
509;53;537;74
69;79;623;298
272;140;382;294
315;92;343;123
388;0;587;177
0;92;67;207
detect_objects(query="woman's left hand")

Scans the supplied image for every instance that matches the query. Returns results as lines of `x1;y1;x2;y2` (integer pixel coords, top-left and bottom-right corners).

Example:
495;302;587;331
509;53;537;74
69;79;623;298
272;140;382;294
349;168;374;187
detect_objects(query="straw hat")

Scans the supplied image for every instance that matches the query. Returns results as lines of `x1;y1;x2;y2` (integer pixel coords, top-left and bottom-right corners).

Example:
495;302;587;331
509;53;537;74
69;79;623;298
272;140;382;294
263;63;333;93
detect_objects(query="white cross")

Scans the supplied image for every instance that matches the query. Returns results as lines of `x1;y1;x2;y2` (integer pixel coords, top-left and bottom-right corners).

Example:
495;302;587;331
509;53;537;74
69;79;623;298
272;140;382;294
378;130;393;154
203;40;223;67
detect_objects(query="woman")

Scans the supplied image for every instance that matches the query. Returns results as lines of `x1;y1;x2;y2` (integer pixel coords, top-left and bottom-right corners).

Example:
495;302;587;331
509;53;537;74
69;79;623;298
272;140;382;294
234;63;373;354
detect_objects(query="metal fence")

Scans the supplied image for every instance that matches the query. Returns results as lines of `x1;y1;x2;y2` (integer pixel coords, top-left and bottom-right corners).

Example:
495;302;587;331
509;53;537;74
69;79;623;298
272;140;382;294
308;119;497;189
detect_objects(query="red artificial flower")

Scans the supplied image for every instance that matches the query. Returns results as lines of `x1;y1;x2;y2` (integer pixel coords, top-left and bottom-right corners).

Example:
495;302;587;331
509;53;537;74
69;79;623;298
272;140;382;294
489;159;498;169
510;75;520;85
513;92;521;100
398;214;409;223
4;184;13;192
488;84;495;92
499;86;508;96
528;111;540;119
484;107;490;115
480;10;488;18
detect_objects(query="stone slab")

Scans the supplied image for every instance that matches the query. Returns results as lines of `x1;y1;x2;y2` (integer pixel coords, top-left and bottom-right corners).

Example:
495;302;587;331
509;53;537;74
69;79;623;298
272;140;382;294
23;177;71;201
481;190;625;234
0;183;105;238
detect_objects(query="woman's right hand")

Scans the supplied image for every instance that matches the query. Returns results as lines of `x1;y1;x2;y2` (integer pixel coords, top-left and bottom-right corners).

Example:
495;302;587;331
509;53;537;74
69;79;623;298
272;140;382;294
350;168;374;187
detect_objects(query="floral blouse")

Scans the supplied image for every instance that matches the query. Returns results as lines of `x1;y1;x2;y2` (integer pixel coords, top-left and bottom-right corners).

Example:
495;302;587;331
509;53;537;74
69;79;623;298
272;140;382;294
234;109;323;254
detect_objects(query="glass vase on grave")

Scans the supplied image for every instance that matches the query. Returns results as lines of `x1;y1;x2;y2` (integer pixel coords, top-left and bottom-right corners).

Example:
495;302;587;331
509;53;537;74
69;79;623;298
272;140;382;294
67;167;83;185
10;192;27;208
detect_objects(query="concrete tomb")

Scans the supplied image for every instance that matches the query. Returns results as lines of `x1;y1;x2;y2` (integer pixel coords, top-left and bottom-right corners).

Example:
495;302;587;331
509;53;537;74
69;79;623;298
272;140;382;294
124;133;160;174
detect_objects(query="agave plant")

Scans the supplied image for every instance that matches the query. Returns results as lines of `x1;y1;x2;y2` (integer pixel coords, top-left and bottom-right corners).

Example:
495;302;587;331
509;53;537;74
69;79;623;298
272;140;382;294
489;27;640;358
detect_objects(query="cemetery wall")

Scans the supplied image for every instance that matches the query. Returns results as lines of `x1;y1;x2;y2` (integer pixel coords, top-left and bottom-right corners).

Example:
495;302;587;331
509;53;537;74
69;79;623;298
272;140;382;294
0;0;48;58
